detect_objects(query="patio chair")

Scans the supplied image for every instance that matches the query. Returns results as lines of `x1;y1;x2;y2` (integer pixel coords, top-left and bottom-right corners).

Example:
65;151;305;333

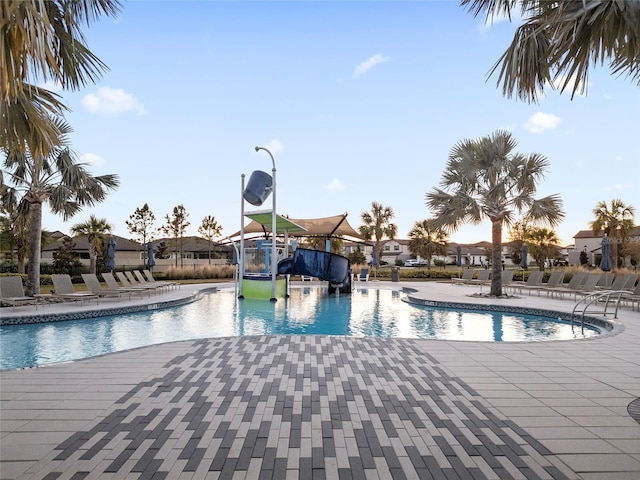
143;269;179;289
547;272;587;299
102;272;149;298
571;273;603;300
530;271;565;297
134;270;172;292
508;270;543;295
117;271;159;294
452;268;474;285
471;269;490;285
620;281;640;311
600;273;636;291
357;268;369;282
0;276;39;311
50;274;99;304
81;274;131;301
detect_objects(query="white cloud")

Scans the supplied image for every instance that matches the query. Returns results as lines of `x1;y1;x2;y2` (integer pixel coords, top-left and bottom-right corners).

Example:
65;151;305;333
325;179;345;192
604;183;632;192
353;54;389;79
523;112;561;134
80;152;104;167
82;86;146;116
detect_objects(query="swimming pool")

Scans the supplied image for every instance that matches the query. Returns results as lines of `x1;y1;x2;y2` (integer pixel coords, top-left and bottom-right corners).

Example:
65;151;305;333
0;287;601;369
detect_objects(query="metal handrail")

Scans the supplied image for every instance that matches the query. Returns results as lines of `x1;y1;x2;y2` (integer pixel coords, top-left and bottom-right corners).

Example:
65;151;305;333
571;290;625;331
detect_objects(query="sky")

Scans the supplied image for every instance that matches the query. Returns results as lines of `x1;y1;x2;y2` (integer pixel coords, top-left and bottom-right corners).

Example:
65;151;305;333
38;0;639;246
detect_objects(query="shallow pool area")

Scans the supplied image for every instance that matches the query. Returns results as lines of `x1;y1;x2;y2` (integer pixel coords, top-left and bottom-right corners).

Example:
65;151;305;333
1;287;601;369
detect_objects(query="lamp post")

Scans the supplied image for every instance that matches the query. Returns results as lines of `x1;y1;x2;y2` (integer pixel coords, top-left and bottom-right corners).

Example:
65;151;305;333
255;146;278;301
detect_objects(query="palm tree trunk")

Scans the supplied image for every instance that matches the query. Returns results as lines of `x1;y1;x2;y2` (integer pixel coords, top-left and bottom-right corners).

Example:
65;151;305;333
490;218;503;297
90;244;97;274
26;202;42;296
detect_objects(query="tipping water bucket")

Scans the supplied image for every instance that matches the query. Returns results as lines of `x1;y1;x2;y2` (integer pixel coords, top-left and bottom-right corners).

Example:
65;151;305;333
243;170;273;206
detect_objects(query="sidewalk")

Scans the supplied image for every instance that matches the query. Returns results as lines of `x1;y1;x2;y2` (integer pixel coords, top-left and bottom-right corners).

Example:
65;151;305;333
1;281;639;479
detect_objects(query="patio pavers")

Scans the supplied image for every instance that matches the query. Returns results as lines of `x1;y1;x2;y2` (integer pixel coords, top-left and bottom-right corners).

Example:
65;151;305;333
2;280;640;479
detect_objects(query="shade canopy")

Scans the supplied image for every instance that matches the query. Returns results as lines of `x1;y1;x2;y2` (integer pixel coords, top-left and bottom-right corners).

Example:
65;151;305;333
520;245;528;269
146;242;156;268
230;212;364;241
600;235;612;272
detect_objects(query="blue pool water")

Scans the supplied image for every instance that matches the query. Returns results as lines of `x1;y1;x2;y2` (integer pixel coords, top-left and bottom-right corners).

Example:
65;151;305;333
0;287;600;369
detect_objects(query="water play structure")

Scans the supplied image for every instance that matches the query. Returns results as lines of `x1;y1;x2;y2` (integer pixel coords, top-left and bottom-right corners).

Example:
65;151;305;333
236;148;359;300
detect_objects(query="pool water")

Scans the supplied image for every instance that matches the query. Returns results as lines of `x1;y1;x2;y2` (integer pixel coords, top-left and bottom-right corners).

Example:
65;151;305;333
0;287;600;369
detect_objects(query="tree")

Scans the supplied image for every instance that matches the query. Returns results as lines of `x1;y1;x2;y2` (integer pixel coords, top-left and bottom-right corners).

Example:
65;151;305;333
359;201;398;267
162;205;190;268
70;214;112;274
590;199;636;268
347;247;366;265
52;236;82;276
407;219;448;269
126;203;156;263
198;215;222;264
1;117;119;295
462;0;640;102
301;236;345;255
426;130;564;297
1;0;121;159
525;227;560;271
508;220;531;266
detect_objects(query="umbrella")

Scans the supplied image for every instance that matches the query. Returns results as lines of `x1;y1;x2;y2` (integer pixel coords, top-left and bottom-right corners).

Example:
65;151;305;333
106;237;116;270
456;246;462;267
520;244;528;269
600;234;612;272
146;242;156;269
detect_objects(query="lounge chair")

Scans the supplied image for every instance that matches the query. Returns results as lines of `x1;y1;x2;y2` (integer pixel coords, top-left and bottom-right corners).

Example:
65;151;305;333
471;269;490;285
599;273;636;291
547;272;587;299
134;270;172;292
143;269;179;289
571;273;603;300
81;274;131;301
0;276;39;311
357;268;369;282
102;272;149;298
50;274;99;304
530;271;566;297
620;281;640;311
508;270;543;295
452;269;474;285
117;271;159;294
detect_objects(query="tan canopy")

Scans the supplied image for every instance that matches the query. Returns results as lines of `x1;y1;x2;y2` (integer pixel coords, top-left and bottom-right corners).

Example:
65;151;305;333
229;212;364;241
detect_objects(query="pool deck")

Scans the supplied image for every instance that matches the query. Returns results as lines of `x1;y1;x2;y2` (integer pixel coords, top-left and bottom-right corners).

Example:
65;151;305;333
1;280;639;480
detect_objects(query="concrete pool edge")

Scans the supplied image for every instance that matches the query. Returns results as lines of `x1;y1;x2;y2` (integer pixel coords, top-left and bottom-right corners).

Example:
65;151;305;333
0;286;219;326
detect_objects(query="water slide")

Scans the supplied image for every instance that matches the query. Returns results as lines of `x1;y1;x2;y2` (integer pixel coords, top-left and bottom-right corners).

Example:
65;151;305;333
278;247;352;293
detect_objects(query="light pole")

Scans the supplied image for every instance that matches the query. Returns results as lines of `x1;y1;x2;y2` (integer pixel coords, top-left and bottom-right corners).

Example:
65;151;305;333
255;146;278;301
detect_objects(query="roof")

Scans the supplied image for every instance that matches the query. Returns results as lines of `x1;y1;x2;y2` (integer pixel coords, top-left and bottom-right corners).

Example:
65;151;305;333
229;212;364;240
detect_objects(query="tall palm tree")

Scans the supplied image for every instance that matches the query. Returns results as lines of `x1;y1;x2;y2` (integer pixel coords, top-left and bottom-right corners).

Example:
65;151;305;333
590;199;636;268
70;215;113;274
525;227;560;271
1;0;121;157
359;201;398;267
1;117;119;295
426;130;564;297
462;0;640;102
407;219;449;269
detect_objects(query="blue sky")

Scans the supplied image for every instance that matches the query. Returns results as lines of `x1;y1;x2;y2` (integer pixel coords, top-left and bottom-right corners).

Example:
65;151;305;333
41;1;639;246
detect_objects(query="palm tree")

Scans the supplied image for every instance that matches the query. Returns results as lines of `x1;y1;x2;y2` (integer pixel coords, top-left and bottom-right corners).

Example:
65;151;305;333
1;0;121;158
525;227;560;271
1;118;119;295
359;202;398;267
590;199;636;268
198;215;222;264
461;0;640;102
70;215;113;274
426;130;564;297
407;219;448;269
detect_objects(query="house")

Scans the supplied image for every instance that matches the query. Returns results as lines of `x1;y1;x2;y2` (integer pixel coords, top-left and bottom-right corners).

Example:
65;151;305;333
568;226;640;267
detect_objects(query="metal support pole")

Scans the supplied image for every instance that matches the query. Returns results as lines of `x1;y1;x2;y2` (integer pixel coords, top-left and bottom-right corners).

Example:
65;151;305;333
255;146;277;301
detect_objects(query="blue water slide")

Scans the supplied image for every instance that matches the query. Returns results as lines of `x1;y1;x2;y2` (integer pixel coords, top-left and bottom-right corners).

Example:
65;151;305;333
277;248;351;287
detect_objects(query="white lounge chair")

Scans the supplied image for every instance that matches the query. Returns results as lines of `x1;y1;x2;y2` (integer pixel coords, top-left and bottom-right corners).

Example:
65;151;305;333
50;274;99;304
0;276;39;311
